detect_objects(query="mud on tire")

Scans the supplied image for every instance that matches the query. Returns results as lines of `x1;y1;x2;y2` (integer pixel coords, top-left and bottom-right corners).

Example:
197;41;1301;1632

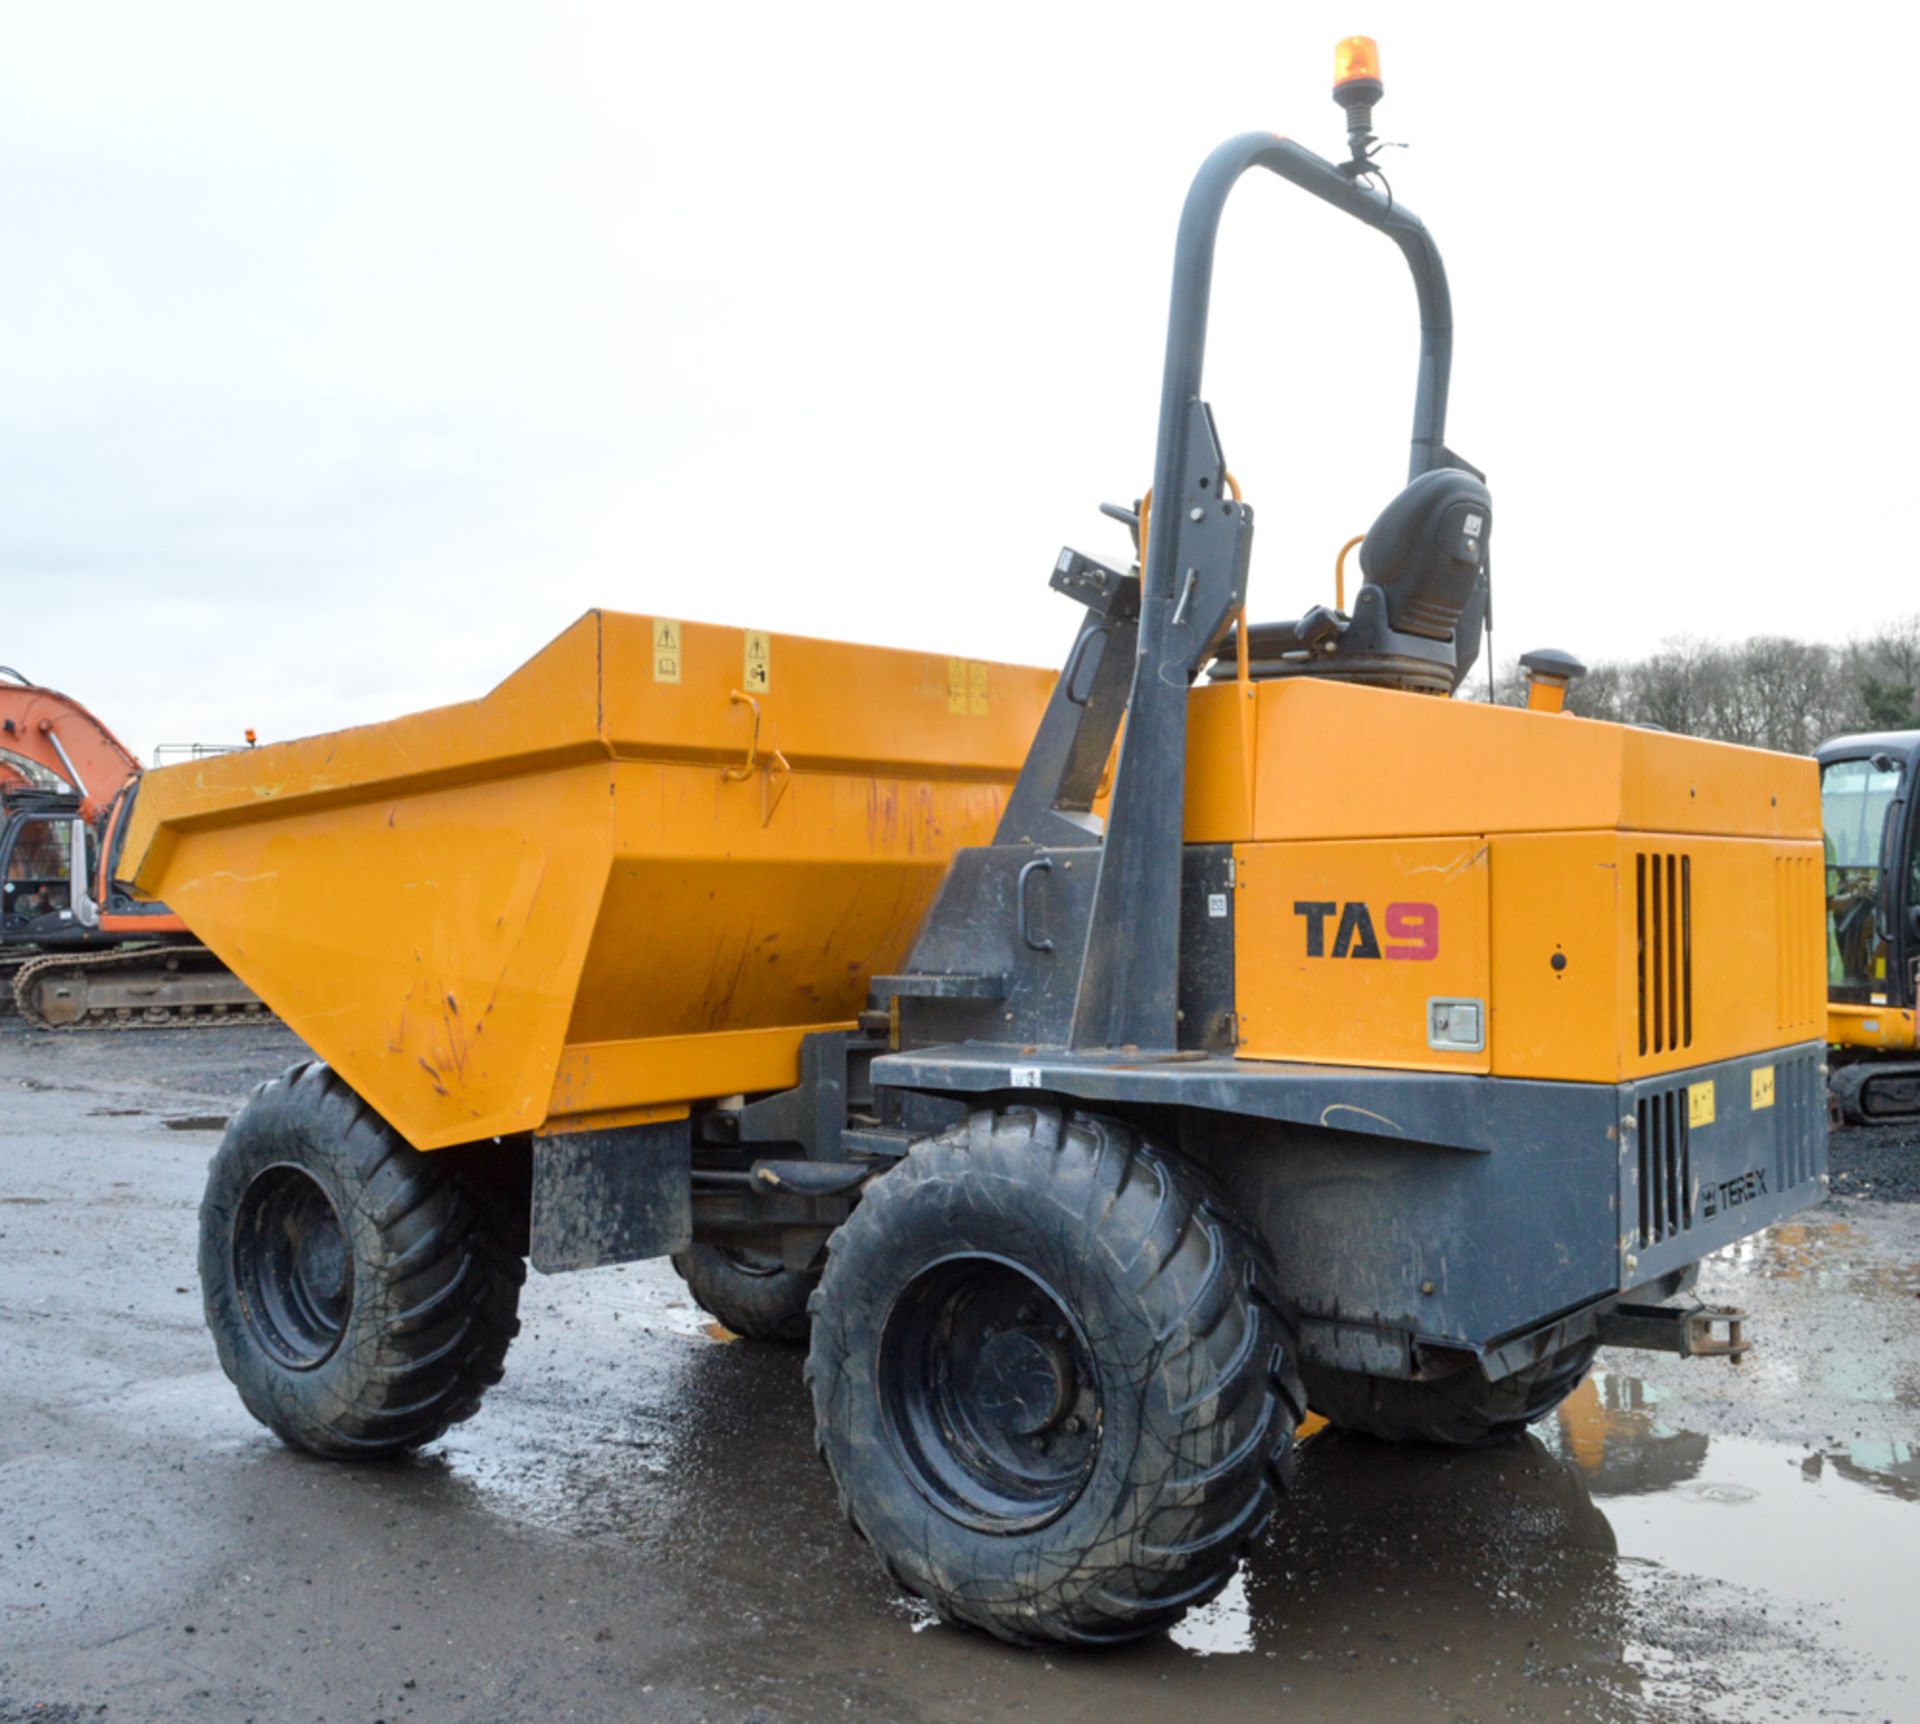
1303;1339;1599;1447
805;1105;1306;1646
671;1242;816;1343
200;1061;525;1459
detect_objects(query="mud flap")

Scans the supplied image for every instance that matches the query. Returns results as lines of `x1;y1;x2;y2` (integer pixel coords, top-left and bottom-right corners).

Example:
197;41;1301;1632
530;1119;692;1272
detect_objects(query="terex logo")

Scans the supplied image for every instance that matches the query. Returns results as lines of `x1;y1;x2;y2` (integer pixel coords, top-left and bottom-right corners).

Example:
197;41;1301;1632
1699;1168;1768;1220
1293;900;1439;961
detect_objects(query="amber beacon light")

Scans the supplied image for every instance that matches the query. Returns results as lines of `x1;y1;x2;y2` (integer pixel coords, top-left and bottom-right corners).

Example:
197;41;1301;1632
1332;34;1384;169
1333;34;1381;90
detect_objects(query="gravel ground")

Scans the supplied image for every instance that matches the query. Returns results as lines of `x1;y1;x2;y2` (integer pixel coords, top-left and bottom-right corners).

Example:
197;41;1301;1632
3;1020;1917;1723
1831;1116;1920;1202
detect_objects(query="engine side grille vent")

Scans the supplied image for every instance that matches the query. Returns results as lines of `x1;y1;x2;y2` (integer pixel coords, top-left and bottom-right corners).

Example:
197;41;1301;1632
1636;1085;1692;1248
1774;853;1822;1035
1636;851;1694;1057
1773;1046;1823;1194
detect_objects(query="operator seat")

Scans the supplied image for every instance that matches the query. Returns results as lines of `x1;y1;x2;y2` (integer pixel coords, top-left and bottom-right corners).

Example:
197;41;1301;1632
1209;467;1491;695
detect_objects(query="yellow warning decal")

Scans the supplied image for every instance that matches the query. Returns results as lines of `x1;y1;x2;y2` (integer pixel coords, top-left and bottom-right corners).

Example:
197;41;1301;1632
1688;1079;1716;1128
943;659;991;716
1751;1066;1775;1110
744;630;771;693
653;619;682;684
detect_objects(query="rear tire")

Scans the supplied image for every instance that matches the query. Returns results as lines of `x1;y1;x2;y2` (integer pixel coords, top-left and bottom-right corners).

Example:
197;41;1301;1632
670;1242;816;1343
200;1062;524;1459
1303;1339;1598;1447
806;1105;1305;1646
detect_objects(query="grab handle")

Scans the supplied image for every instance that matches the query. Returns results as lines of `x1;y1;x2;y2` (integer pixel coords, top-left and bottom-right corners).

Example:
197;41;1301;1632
1017;855;1055;953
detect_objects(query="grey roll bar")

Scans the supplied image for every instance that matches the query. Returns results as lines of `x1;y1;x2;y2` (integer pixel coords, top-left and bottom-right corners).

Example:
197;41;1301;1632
1149;131;1453;522
1069;132;1456;1053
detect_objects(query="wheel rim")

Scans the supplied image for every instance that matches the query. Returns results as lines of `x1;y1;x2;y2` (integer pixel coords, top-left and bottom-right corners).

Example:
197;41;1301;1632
233;1163;352;1370
879;1253;1102;1533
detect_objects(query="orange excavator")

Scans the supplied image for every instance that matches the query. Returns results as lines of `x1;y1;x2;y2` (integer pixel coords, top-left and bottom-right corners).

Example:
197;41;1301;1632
0;666;266;1028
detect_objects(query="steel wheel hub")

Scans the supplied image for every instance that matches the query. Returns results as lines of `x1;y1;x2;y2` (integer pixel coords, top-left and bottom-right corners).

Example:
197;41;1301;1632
232;1163;352;1370
879;1254;1102;1532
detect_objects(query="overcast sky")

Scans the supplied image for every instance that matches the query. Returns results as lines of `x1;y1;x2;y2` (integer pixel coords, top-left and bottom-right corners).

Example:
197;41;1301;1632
2;5;1913;759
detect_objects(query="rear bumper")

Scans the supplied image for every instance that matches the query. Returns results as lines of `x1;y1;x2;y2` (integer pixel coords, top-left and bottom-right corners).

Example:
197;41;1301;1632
1619;1041;1827;1288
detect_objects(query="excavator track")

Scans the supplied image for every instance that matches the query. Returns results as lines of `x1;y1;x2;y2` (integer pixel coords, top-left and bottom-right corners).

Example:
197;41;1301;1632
1829;1059;1920;1125
13;944;270;1031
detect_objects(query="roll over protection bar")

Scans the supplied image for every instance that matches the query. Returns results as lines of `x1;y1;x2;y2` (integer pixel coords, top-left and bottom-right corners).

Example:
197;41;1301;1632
1070;133;1458;1053
1147;130;1454;595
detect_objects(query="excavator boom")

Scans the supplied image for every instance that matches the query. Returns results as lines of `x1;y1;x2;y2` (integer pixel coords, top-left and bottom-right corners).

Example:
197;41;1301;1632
0;667;142;820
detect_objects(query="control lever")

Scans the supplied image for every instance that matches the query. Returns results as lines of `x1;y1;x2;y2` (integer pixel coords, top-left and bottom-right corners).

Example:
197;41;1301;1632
1099;499;1142;555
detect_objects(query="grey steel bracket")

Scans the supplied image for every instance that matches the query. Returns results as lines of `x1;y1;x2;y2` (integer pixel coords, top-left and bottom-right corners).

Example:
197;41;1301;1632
989;554;1143;851
1596;1301;1750;1359
727;1030;850;1160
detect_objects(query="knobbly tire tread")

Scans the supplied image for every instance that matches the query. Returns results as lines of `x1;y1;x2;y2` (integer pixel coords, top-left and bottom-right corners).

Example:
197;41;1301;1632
804;1104;1305;1646
1302;1339;1599;1447
201;1061;524;1459
670;1242;816;1343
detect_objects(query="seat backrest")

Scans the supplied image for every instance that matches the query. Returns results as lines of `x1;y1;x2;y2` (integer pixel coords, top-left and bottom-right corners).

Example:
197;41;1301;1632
1358;467;1490;641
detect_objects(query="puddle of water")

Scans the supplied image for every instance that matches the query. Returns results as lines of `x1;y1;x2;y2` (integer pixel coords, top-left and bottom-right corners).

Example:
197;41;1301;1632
895;1596;941;1634
1544;1368;1917;1716
1168;1570;1254;1656
1717;1213;1920;1298
163;1115;229;1133
1550;1369;1920;1505
436;1262;747;1537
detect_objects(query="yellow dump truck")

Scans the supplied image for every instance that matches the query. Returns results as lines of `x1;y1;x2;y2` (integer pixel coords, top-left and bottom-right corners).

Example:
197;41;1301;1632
131;42;1828;1647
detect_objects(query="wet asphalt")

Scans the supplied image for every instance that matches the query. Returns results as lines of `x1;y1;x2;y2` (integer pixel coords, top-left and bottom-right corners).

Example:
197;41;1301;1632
2;1020;1917;1724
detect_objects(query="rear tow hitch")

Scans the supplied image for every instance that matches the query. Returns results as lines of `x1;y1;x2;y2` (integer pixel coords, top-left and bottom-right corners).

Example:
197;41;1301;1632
1596;1301;1749;1360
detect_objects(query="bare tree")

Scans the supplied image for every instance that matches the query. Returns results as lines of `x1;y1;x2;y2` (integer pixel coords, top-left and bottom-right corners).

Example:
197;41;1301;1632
1448;615;1920;751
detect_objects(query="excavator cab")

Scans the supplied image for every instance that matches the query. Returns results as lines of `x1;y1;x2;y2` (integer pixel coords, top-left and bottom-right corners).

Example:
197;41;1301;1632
0;798;92;940
1819;731;1920;1118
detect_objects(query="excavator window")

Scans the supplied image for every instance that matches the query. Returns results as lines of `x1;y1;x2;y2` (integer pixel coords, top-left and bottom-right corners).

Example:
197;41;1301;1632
1;816;74;929
1821;758;1903;1001
0;746;68;794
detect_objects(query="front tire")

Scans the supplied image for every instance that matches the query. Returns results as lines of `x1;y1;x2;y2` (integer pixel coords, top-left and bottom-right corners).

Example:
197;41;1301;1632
1303;1339;1598;1447
806;1105;1305;1646
200;1062;524;1459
